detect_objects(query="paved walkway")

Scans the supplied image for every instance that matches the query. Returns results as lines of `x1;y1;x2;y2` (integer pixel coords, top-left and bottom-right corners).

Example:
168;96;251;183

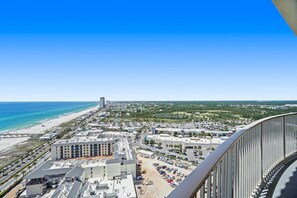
272;160;297;198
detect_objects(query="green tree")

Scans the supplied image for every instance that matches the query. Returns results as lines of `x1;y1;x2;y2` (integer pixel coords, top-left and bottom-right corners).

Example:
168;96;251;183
143;139;149;145
149;139;156;145
14;174;19;181
158;142;162;148
21;170;26;177
201;131;206;137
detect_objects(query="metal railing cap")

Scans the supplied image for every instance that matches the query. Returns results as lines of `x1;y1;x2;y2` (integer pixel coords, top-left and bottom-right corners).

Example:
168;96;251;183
167;112;297;198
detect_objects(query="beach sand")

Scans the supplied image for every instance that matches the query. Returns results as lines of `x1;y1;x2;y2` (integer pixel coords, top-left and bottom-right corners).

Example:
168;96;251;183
0;107;98;152
0;137;30;154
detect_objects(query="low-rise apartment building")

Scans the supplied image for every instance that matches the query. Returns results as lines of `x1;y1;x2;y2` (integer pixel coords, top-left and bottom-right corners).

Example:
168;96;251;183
51;137;115;160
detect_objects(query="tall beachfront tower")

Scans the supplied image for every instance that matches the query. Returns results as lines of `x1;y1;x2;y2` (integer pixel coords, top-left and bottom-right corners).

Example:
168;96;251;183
99;97;105;108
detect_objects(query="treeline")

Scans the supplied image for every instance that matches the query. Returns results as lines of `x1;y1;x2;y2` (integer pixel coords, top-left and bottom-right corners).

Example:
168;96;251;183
110;102;297;123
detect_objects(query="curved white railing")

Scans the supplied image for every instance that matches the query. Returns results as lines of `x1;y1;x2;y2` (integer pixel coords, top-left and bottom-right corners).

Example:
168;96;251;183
167;113;297;198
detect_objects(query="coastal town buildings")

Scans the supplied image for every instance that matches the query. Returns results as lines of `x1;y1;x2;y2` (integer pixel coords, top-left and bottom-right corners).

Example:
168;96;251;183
22;137;137;198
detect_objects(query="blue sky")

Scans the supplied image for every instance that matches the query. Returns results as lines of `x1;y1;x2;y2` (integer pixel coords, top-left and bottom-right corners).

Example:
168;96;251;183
0;0;296;101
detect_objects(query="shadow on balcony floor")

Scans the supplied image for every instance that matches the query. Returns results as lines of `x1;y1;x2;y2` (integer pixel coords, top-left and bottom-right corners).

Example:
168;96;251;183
272;160;297;198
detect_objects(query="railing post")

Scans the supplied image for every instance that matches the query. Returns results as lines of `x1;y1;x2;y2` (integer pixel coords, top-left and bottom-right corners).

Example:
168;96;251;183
283;116;286;159
218;162;221;198
227;150;232;198
200;183;205;198
260;123;263;180
207;175;212;198
213;168;217;198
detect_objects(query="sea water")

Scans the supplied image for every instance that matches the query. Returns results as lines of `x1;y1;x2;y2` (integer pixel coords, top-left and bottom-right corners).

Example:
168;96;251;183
0;102;98;133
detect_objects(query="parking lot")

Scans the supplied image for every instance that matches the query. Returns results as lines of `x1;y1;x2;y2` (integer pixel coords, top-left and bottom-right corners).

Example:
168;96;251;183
135;153;194;198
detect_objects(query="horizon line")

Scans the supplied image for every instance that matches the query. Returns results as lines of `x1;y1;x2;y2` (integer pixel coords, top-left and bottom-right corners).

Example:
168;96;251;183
1;100;297;102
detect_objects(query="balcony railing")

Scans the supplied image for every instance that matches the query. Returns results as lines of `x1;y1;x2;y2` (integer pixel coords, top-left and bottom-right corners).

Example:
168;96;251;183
167;113;297;198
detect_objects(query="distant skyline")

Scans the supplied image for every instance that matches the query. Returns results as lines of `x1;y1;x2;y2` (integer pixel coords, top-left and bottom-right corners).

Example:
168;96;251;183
0;0;296;101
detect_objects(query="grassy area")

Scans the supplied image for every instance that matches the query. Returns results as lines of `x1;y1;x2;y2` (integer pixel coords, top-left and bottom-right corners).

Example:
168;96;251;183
0;140;47;175
59;119;77;128
105;101;297;125
0;138;44;168
16;137;43;153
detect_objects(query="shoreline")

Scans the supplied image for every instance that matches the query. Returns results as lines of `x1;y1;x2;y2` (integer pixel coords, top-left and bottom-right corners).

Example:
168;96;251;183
0;106;98;152
2;106;98;135
0;104;98;134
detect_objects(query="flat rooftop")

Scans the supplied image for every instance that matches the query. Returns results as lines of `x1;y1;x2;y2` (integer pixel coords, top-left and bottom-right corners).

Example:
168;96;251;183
83;174;136;198
116;137;134;160
147;135;225;145
53;137;114;146
103;131;134;136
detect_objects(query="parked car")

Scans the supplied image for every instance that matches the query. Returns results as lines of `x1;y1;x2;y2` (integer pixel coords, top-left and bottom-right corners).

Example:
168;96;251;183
167;160;174;165
137;176;144;180
153;163;159;167
146;180;153;185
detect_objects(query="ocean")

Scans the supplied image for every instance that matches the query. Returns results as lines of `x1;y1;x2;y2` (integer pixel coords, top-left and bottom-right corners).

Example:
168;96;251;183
0;102;98;133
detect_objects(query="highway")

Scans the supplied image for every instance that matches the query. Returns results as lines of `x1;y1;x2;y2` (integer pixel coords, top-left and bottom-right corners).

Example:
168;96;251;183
0;143;49;183
0;152;50;193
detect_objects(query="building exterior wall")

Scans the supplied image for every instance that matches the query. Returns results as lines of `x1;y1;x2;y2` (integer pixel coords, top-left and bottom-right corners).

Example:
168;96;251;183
51;141;114;160
83;162;136;180
273;0;297;35
121;163;136;179
106;163;121;179
84;166;106;179
26;184;44;195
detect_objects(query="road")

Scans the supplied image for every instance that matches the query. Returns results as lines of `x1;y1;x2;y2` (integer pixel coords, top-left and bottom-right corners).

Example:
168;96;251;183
0;143;49;183
0;151;50;193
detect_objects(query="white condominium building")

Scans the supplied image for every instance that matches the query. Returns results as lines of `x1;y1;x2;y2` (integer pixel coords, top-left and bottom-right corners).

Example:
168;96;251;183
51;137;115;160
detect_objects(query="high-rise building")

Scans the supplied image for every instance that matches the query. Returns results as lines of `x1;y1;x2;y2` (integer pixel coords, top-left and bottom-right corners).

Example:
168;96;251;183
99;97;105;108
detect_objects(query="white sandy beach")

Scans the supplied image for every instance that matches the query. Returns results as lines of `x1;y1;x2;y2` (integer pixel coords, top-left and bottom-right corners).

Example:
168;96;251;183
0;107;98;152
0;137;30;154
